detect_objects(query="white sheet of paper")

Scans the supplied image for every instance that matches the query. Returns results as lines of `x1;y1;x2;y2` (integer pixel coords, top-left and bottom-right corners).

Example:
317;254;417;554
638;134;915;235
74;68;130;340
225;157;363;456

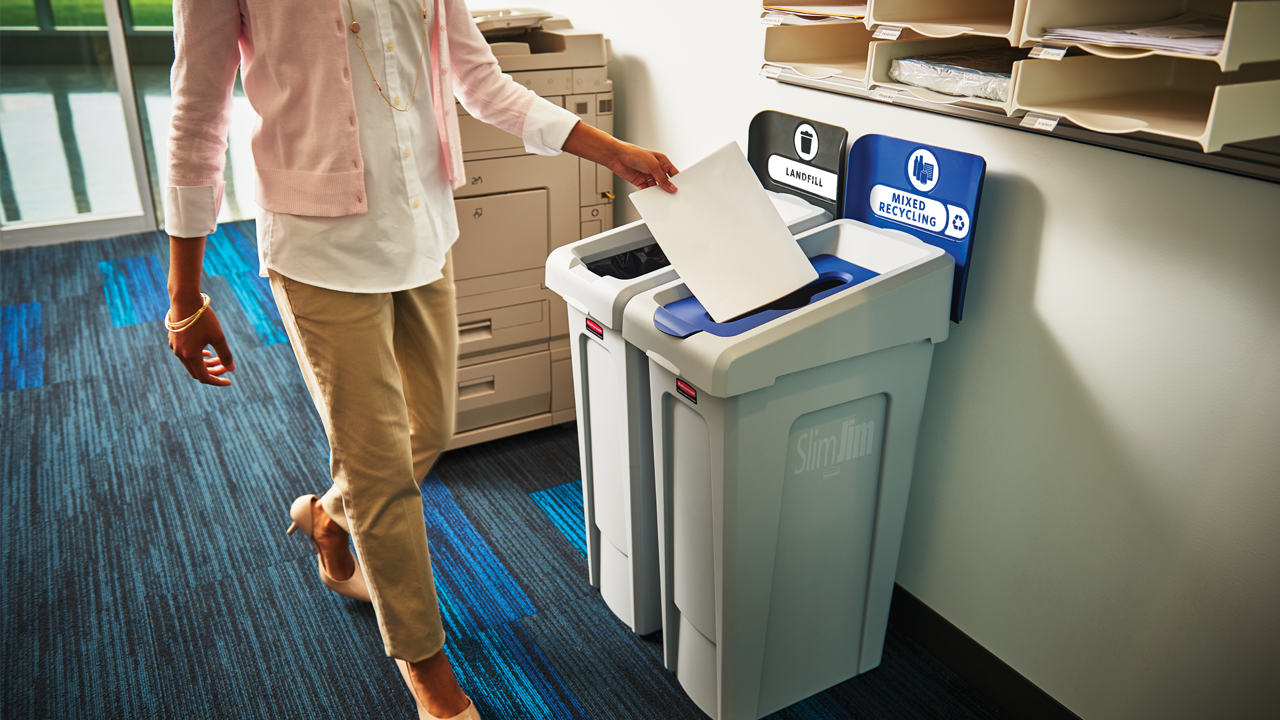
630;141;818;323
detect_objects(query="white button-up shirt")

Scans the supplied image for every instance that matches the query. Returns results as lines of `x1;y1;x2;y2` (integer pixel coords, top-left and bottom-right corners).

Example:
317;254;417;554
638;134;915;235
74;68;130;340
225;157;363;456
161;0;578;294
254;0;577;293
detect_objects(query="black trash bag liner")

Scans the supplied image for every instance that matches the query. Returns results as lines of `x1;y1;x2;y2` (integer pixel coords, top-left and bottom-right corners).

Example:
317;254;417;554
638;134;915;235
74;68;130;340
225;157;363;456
585;243;671;280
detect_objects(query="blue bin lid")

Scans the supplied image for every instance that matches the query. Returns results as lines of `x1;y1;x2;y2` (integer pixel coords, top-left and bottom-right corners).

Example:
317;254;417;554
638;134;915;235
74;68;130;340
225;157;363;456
654;254;879;338
843;135;985;323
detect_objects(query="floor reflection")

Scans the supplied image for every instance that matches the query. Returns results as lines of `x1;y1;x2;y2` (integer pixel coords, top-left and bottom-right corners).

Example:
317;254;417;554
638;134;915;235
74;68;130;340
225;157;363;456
0;63;256;228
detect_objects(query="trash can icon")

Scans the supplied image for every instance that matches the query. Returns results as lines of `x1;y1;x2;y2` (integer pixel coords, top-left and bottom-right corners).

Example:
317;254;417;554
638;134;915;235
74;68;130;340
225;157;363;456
798;129;814;156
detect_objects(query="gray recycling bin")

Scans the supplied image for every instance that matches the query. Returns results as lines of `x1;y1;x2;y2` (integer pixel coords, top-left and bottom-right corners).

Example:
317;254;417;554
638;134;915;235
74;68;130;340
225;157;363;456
622;218;951;719
619;133;986;719
544;192;829;634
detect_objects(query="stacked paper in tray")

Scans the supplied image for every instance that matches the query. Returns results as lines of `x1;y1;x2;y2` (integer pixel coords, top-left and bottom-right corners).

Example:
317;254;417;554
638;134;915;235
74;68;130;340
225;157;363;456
763;4;867;21
1043;11;1228;57
888;47;1030;103
628;142;819;324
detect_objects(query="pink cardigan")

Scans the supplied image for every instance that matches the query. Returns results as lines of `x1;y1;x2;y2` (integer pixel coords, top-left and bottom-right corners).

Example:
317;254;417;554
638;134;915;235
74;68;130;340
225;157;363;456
167;0;557;218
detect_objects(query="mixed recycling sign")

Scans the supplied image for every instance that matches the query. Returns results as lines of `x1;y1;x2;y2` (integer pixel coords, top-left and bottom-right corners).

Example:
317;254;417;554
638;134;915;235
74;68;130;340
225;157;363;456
866;146;971;242
843;134;986;323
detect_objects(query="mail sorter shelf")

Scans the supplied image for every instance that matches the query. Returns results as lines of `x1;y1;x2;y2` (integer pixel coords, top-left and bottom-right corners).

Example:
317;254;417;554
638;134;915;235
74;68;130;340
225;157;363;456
1013;55;1280;152
866;35;1027;116
866;0;1029;45
760;67;1280;183
763;22;924;88
761;2;868;26
1020;0;1280;72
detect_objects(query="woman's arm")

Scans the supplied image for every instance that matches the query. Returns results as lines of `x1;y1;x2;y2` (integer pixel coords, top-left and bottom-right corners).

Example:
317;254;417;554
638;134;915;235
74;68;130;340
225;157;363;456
444;1;677;191
167;0;241;205
164;0;243;386
561;121;678;193
444;0;562;150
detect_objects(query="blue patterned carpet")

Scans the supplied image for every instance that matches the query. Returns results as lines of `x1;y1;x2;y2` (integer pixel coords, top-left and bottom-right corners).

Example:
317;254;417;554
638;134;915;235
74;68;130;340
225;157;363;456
0;223;1007;719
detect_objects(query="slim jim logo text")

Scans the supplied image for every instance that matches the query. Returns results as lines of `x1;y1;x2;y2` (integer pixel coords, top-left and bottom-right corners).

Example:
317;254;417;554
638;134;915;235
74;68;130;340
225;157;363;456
794;419;875;474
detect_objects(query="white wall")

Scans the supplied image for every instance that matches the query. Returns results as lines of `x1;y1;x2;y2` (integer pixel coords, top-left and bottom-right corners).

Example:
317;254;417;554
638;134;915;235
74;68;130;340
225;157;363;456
509;3;1280;718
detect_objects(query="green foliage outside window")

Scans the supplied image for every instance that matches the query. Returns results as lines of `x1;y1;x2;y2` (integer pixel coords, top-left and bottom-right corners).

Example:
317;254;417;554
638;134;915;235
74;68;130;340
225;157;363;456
0;0;38;27
129;0;172;27
51;0;106;27
0;0;173;29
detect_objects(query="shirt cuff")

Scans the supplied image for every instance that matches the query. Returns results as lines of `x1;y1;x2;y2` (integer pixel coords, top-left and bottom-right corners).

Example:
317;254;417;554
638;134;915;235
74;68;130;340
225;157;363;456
163;182;224;238
522;98;582;157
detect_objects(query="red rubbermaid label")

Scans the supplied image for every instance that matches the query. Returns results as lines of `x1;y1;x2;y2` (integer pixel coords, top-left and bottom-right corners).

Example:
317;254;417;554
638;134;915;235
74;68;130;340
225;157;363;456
585;317;604;339
676;379;697;404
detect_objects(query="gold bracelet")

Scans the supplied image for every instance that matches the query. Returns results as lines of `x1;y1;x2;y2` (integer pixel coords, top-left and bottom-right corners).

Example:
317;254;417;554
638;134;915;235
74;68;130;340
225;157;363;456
166;293;211;333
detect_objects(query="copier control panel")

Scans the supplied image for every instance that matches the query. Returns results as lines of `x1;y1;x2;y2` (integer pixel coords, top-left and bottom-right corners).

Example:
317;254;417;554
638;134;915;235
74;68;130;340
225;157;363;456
449;10;614;448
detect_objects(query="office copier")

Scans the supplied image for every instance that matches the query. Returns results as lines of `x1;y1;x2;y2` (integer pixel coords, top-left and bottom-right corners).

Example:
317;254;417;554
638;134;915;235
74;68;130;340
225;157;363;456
449;9;615;448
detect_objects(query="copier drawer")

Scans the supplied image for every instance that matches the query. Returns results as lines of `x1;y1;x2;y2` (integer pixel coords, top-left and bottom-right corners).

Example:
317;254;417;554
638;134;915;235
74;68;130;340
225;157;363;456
457;299;549;360
455;351;551;433
456;109;524;154
452;190;549;282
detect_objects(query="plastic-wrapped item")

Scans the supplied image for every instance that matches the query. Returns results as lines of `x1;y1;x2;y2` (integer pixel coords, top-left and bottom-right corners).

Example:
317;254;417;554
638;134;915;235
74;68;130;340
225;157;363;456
585;243;671;280
888;47;1030;103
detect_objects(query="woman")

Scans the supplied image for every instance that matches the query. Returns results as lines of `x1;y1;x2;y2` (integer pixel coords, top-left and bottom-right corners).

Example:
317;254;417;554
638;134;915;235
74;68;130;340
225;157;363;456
162;1;676;718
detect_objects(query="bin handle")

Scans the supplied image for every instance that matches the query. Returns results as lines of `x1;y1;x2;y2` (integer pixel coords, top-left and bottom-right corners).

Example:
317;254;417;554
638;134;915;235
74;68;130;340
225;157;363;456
562;295;589;315
458;376;496;400
646;350;680;378
458;319;493;343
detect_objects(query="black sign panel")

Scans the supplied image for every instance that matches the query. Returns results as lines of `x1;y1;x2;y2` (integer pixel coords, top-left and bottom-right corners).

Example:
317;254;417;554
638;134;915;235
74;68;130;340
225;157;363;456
747;111;848;218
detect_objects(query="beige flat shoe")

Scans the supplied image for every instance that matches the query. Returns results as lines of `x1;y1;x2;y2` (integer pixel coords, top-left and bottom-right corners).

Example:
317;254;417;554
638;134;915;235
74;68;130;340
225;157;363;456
285;494;372;603
395;658;483;720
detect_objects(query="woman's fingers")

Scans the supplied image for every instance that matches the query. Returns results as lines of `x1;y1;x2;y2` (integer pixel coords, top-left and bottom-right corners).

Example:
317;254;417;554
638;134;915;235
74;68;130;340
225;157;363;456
617;145;677;193
203;350;231;376
180;348;227;385
211;334;236;373
178;348;221;385
622;168;654;190
655;152;679;180
639;150;677;193
168;309;235;387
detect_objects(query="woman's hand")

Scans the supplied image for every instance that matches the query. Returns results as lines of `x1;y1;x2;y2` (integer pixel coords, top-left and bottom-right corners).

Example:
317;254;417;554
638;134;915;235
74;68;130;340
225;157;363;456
606;140;679;193
167;302;236;386
561;121;678;193
167;235;236;387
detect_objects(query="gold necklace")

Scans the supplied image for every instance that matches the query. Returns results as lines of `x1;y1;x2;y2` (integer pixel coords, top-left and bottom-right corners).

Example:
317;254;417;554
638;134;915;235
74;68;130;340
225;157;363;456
346;0;429;112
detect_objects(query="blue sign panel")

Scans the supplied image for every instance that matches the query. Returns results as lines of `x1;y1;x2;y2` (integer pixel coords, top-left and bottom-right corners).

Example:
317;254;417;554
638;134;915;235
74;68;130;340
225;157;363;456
843;135;985;323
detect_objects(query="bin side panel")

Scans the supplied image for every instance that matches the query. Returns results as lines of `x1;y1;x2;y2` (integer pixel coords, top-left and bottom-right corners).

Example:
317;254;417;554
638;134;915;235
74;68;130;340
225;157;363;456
568;325;602;589
587;338;629;555
626;342;664;635
671;399;719;644
858;340;937;674
756;394;886;714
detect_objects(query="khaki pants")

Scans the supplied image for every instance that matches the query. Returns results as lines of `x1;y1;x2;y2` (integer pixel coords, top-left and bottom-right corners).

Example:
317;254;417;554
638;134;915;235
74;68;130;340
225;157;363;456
268;257;457;662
